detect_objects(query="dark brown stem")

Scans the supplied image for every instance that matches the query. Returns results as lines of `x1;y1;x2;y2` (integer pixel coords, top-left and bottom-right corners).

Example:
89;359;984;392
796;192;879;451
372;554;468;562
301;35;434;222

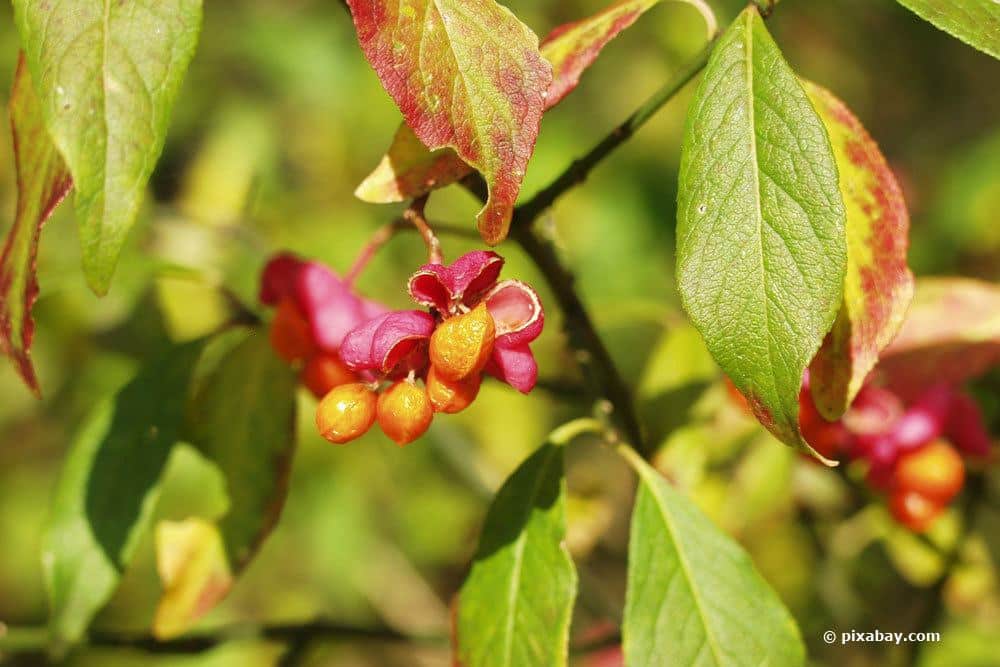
511;224;646;453
0;619;622;658
0;622;444;657
451;42;722;456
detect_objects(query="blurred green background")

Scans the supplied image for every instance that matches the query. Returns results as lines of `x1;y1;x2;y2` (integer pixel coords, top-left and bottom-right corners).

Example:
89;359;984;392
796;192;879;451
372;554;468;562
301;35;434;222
1;1;999;665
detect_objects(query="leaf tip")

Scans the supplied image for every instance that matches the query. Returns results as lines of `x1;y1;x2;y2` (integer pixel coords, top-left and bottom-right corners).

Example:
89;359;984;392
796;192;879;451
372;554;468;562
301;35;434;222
81;260;114;298
354;160;406;204
476;204;511;246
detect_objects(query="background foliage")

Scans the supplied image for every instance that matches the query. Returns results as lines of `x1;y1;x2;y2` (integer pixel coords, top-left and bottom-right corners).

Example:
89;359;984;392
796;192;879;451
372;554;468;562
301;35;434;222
1;0;999;665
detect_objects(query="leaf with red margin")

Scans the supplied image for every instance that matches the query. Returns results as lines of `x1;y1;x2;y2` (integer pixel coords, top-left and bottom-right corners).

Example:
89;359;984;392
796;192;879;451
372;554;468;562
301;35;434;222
541;0;714;107
875;278;1000;401
804;81;914;420
355;0;714;208
0;54;72;396
346;0;552;245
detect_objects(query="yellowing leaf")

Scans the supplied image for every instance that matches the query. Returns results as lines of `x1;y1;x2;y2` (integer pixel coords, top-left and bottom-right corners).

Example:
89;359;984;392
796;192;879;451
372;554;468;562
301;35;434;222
153;518;233;639
355;124;475;204
0;55;72;396
154;332;297;638
805;82;914;419
346;0;552;244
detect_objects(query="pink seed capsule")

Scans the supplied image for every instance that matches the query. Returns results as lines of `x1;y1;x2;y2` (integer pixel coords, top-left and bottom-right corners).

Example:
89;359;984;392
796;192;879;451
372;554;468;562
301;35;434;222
843;385;904;438
891;384;955;452
945;393;992;459
865;435;900;491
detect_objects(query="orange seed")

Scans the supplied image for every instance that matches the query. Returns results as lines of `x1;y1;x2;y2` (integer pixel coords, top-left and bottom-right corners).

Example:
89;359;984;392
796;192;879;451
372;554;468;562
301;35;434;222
430;303;496;382
426;366;481;414
315;383;378;444
302;353;357;398
377;380;434;446
269;299;315;363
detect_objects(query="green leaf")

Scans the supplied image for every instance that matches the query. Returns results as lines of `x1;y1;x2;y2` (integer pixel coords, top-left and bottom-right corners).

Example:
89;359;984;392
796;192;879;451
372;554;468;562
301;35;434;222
0;54;72;396
12;0;204;295
346;0;552;245
896;0;1000;60
876;278;1000;401
155;331;297;638
42;341;206;646
804;81;914;420
455;441;577;667
621;449;805;667
675;6;847;457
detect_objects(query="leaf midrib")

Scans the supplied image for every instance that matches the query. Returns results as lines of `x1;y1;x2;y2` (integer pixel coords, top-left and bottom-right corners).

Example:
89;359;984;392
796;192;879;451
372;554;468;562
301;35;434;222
499;444;560;667
638;465;726;666
97;0;111;261
741;10;782;418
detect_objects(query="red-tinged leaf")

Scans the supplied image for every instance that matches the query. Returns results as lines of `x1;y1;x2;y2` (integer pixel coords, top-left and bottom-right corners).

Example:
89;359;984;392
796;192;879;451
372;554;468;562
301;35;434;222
0;55;72;396
356;0;712;207
876;278;1000;401
346;0;552;244
542;0;714;107
804;82;914;420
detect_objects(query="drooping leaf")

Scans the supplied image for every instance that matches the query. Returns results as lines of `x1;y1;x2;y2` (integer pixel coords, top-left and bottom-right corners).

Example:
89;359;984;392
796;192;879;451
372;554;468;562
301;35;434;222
675;6;847;458
356;0;708;208
805;81;914;420
876;278;1000;400
42;341;206;646
621;449;805;667
895;0;1000;60
155;331;297;638
346;0;552;244
0;54;72;396
455;441;576;667
12;0;204;295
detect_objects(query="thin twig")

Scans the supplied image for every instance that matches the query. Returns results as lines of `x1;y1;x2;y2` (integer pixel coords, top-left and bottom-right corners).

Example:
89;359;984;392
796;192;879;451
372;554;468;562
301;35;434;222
403;195;443;264
345;219;408;286
0;622;446;657
461;40;721;456
345;215;477;286
512;223;647;454
510;38;716;228
0;619;622;658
